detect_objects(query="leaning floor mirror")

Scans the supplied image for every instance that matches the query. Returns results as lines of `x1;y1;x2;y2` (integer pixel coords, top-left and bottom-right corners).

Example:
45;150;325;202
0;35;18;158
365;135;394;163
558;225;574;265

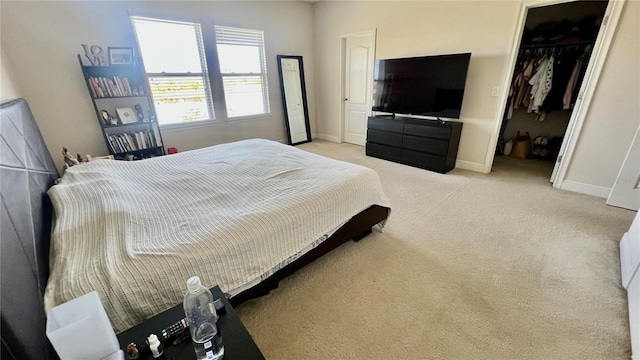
277;55;312;145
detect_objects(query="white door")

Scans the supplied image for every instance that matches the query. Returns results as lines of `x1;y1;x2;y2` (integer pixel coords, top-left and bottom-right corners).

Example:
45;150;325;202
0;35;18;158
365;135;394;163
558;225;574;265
343;30;376;146
607;125;640;210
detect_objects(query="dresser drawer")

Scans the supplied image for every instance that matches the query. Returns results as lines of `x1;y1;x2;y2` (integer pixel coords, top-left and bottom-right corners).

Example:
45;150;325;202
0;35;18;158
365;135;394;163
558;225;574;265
401;149;447;172
404;122;451;140
366;143;402;163
368;117;404;133
402;135;448;156
368;129;403;147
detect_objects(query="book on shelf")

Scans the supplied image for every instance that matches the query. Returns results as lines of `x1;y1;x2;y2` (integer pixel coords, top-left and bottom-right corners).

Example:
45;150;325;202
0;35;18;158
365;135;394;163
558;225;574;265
88;76;145;98
107;131;158;154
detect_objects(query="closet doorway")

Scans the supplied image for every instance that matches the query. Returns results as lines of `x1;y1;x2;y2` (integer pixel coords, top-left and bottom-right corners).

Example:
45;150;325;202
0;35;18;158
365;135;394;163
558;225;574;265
488;0;625;187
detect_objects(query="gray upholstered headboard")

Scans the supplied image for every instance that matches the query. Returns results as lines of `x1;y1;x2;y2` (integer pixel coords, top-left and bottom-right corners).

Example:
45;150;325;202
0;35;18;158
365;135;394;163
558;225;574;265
1;98;59;360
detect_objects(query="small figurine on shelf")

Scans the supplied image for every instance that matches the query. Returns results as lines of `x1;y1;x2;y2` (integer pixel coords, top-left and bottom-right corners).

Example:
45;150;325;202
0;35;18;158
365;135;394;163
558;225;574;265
134;104;144;122
148;111;156;123
62;147;79;169
101;110;110;126
101;109;119;126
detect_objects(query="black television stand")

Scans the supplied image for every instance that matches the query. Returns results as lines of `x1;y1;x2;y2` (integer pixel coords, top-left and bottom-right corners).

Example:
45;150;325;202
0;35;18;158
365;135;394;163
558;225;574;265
365;115;463;174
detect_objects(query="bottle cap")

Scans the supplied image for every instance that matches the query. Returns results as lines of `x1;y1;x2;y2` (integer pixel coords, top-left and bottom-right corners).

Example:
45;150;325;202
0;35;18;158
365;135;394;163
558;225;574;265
147;334;163;357
187;276;202;293
147;334;159;346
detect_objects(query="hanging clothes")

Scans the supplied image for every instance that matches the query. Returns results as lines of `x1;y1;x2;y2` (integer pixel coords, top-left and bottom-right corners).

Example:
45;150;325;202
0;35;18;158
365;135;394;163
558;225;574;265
542;48;580;113
514;56;534;108
528;54;554;114
506;44;592;117
568;45;593;108
563;58;582;109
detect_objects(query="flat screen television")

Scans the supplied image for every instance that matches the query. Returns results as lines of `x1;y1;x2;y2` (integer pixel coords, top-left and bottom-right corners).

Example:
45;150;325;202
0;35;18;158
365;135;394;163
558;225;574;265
372;52;471;119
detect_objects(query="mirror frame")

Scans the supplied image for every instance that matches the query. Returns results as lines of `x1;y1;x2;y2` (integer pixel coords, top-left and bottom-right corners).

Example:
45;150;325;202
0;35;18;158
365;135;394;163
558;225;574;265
277;55;312;145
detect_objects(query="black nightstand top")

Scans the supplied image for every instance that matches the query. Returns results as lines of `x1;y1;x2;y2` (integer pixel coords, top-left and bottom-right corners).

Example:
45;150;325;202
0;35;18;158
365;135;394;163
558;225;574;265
117;286;265;360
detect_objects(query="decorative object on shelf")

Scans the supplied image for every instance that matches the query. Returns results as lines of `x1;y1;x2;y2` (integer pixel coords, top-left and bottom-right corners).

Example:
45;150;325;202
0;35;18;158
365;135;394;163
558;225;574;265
101;110;113;126
108;47;134;66
134;104;144;122
81;44;106;66
277;55;311;146
148;111;156;123
116;107;137;124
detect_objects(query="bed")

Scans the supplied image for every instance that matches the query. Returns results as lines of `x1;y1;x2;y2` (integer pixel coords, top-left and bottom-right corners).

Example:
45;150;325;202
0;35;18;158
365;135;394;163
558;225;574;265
0;98;390;359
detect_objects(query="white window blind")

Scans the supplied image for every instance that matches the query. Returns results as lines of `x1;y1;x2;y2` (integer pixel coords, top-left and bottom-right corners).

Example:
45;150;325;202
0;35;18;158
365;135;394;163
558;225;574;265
215;26;270;118
132;17;214;125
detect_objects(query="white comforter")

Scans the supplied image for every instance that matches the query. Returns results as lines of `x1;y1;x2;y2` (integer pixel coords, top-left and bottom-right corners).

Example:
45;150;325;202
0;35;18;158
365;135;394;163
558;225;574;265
45;139;389;332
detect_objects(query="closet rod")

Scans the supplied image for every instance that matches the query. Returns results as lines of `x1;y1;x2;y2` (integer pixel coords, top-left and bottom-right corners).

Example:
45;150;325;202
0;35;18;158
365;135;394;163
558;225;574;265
519;40;593;50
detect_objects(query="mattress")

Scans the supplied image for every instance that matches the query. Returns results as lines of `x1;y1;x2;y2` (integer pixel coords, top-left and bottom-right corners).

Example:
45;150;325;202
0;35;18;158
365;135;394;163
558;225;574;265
45;139;389;333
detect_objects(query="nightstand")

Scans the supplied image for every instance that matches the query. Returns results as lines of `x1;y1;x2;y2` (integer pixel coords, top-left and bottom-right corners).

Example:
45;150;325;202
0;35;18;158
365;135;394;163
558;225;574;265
117;286;265;360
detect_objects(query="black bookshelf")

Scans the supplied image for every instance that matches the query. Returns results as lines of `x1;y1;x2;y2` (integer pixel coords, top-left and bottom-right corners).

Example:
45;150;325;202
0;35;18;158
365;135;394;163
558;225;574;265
78;54;165;160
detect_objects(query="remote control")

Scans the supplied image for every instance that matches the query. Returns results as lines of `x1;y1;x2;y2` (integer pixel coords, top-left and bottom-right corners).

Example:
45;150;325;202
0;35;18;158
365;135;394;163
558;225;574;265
161;318;188;342
160;298;225;342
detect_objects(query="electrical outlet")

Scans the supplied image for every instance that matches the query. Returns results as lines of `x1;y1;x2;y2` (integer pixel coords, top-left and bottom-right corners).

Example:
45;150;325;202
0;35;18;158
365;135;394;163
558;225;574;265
491;86;500;97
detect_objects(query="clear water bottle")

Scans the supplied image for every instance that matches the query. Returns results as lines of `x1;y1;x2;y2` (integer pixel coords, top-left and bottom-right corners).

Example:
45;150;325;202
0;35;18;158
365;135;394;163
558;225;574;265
184;276;224;360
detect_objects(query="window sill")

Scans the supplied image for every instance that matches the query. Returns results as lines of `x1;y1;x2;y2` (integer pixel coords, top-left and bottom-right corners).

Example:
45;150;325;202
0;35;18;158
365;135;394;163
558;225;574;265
159;114;273;132
226;113;273;123
160;119;218;132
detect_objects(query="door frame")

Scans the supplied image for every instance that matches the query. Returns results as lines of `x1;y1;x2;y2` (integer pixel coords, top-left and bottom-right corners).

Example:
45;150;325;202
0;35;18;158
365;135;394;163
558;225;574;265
339;29;377;143
483;0;626;190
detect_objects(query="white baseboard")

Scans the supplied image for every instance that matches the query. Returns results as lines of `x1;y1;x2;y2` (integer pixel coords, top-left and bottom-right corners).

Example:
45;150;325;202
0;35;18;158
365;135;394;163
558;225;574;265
455;160;484;173
561;180;611;198
316;133;340;143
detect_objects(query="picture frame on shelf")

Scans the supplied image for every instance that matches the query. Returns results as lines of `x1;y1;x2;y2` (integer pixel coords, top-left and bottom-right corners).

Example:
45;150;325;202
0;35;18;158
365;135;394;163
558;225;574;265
116;107;137;124
108;47;134;66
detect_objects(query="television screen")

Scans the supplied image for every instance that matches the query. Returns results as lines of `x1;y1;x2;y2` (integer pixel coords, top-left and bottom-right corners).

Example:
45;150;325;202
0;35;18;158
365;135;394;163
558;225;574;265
372;53;471;119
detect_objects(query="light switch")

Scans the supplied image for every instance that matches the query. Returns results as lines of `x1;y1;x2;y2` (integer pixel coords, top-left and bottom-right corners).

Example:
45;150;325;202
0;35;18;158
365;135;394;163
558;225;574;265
491;86;500;97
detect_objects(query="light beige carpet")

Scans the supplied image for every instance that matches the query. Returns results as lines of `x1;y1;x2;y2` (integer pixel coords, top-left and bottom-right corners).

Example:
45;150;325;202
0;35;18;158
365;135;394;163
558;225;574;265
236;140;636;359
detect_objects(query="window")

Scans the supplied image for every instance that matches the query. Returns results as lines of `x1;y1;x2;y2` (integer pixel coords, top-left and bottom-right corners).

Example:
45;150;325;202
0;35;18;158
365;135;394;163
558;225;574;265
132;17;214;125
215;26;270;118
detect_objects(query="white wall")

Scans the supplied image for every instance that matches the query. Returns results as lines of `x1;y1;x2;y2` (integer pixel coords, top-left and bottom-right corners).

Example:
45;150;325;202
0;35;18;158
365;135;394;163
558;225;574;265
1;47;21;101
313;1;520;169
313;1;639;192
1;1;315;171
564;0;640;190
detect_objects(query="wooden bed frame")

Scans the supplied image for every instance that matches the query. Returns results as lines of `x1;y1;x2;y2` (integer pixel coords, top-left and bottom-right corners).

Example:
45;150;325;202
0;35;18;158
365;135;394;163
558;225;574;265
0;98;390;360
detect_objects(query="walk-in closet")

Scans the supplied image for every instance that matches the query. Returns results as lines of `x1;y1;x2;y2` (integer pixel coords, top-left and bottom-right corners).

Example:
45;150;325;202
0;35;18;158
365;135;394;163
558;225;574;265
495;1;608;179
